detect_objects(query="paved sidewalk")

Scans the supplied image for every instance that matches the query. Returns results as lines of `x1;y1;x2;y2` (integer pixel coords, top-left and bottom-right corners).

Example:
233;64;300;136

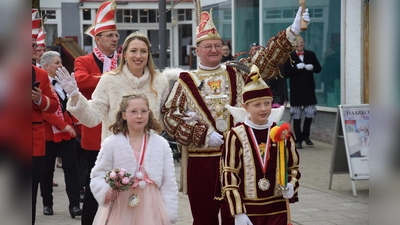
35;140;369;225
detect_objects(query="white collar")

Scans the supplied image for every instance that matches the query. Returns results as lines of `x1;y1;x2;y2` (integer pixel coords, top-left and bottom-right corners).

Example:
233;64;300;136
199;63;220;71
244;115;274;130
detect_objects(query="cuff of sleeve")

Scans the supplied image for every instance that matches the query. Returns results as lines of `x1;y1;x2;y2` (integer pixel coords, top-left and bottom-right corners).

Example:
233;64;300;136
286;26;300;46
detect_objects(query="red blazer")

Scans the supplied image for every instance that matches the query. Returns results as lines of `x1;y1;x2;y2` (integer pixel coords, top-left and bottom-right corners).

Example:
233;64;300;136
42;109;77;142
32;66;59;156
74;54;102;151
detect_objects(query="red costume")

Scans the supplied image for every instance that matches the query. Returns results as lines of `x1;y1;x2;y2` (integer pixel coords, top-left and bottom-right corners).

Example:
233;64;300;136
74;54;102;150
32;65;59;156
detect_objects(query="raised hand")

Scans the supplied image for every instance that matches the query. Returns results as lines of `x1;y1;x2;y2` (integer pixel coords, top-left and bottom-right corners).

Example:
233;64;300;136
55;67;79;97
291;7;310;35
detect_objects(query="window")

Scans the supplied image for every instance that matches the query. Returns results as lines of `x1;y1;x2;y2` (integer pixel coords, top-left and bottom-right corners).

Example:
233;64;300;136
41;10;56;20
177;9;192;21
83;9;91;20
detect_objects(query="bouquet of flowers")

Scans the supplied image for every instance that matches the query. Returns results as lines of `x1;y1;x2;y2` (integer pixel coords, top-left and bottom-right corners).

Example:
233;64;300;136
104;167;134;225
105;167;135;191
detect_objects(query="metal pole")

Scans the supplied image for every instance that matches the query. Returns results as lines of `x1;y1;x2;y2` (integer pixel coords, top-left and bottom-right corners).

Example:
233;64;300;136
158;0;167;70
170;0;174;67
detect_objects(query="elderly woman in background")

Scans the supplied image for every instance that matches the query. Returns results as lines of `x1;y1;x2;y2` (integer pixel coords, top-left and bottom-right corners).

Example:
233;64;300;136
39;51;82;218
55;32;171;142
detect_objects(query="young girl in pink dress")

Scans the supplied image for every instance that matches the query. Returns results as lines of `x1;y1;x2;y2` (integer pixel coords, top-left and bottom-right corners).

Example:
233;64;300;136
90;92;178;225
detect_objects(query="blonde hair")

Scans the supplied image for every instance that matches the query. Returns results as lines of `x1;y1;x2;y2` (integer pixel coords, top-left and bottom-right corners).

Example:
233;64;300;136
108;92;162;135
111;32;159;97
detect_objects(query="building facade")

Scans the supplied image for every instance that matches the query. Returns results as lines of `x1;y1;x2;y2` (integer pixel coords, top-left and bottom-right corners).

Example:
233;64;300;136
39;0;369;144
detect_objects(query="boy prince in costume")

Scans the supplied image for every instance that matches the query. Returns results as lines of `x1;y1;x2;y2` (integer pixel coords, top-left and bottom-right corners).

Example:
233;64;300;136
221;65;301;225
90;92;178;225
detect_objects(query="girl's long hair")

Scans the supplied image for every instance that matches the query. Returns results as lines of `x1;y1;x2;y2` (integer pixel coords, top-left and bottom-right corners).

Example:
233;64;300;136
109;92;162;135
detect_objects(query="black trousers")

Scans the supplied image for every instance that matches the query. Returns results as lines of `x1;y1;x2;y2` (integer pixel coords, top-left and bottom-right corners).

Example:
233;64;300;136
81;150;99;225
32;156;44;225
40;139;80;209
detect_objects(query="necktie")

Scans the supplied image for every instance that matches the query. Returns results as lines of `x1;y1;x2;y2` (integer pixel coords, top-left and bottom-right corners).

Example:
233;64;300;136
52;79;57;86
297;52;304;56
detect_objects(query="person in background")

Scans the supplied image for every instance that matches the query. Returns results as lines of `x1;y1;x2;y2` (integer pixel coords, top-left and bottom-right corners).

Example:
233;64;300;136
90;92;178;224
221;65;300;225
283;36;322;149
34;27;46;67
266;66;288;108
221;42;233;63
162;7;309;225
31;8;59;224
40;51;82;218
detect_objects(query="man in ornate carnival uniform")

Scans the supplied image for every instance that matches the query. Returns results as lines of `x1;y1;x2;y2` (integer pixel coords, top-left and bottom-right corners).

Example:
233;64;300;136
162;7;309;225
72;1;119;224
222;65;300;225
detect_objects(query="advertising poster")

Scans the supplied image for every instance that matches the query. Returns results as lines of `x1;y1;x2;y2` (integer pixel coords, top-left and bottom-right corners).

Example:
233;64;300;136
340;105;369;180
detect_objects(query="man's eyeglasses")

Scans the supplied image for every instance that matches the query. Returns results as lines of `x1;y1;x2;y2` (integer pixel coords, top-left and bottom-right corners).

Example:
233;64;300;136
98;33;120;40
198;44;223;51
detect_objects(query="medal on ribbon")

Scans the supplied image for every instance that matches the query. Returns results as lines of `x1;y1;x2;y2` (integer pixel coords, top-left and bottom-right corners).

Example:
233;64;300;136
128;194;140;207
248;126;271;191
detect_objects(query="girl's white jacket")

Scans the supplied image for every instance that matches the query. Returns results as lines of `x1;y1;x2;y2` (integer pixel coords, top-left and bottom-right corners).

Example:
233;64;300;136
90;132;178;223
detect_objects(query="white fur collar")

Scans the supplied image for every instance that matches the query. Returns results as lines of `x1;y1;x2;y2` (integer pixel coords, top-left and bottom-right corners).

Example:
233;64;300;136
122;64;150;89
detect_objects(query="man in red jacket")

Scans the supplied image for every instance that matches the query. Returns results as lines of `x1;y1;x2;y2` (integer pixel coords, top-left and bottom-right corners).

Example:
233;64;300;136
32;10;59;224
73;2;119;224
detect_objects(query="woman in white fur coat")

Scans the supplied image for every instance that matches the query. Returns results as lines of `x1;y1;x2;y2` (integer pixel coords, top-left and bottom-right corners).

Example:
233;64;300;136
90;92;178;224
56;32;174;142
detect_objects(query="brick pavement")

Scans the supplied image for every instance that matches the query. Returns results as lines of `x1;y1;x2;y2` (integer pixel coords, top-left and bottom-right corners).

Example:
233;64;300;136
36;140;369;225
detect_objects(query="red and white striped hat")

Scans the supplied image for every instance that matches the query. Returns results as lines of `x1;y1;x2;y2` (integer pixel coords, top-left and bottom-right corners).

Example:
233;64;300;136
36;27;46;47
85;1;117;38
32;9;42;40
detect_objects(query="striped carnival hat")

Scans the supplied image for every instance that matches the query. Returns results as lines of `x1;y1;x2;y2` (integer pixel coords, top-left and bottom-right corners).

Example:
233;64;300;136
36;27;46;47
196;9;221;44
242;65;273;104
32;9;41;39
85;1;117;38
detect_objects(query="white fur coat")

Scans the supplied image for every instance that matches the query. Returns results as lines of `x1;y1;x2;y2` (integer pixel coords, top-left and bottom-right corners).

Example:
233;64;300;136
67;65;170;142
90;132;178;223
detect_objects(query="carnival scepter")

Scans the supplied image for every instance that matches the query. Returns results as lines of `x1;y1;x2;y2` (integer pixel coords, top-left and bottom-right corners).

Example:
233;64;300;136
270;121;293;225
299;0;308;31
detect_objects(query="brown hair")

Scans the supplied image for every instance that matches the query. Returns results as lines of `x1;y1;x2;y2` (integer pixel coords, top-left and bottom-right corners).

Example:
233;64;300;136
109;32;159;97
108;92;162;135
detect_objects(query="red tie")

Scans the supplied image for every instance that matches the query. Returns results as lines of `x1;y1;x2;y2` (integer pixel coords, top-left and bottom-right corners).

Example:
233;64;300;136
297;52;304;56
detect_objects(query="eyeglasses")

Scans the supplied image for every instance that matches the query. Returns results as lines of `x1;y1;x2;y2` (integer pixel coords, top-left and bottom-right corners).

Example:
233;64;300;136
32;43;38;49
98;33;120;40
126;109;149;117
198;44;223;51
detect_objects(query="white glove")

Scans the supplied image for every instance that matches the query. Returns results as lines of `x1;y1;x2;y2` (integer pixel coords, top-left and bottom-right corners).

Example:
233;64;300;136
55;67;79;97
234;213;253;225
208;131;224;147
281;183;294;199
296;63;305;69
304;64;314;71
182;110;199;122
290;7;310;35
